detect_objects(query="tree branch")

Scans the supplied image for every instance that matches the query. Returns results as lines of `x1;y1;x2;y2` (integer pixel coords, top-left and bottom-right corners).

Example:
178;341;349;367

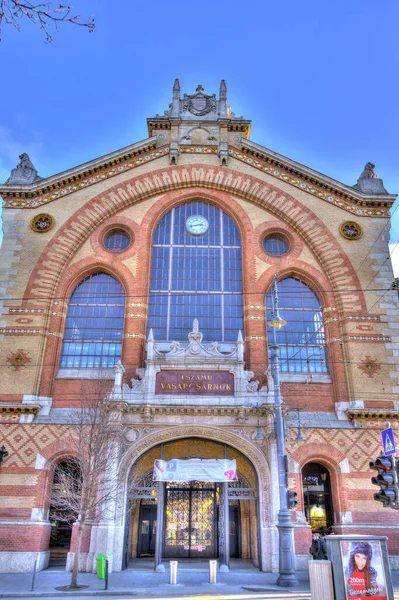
0;1;95;43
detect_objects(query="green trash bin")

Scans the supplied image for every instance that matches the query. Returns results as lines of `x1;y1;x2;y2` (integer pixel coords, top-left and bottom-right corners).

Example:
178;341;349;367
96;554;107;579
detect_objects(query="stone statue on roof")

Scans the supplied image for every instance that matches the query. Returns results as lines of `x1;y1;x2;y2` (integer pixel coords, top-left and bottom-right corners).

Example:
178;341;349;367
353;162;388;195
5;153;42;185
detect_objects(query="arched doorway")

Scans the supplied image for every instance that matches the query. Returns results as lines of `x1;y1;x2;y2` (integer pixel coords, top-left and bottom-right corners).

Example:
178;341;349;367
302;462;333;533
49;459;81;567
124;438;259;567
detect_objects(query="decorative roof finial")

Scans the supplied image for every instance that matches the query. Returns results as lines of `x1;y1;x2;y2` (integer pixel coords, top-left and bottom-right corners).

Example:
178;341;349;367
219;80;227;118
219;80;227;99
171;79;181;118
5;153;42;185
353;162;388;195
173;78;180;94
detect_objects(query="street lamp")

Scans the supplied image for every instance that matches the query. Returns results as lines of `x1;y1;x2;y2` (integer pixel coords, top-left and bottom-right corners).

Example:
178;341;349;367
268;272;298;587
254;405;265;441
284;405;306;442
0;446;8;465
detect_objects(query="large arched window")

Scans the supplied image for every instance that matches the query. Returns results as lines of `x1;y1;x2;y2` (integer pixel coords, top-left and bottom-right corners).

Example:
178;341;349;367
266;277;328;373
60;272;125;369
148;201;243;342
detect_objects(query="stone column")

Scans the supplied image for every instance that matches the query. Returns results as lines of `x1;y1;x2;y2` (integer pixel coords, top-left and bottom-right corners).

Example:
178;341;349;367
219;445;230;572
154;444;165;572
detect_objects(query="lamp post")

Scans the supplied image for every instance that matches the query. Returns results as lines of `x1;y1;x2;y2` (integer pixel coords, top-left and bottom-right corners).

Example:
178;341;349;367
0;446;8;465
268;272;298;587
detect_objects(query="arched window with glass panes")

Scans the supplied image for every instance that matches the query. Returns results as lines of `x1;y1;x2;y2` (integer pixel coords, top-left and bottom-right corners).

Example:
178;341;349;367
60;272;125;369
266;277;328;373
147;201;244;342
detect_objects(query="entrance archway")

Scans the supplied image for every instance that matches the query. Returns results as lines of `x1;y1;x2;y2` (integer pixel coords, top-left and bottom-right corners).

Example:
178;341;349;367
124;438;259;568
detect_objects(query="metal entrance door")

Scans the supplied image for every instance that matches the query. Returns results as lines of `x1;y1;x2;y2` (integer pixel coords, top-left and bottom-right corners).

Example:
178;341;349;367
138;504;157;556
164;485;217;558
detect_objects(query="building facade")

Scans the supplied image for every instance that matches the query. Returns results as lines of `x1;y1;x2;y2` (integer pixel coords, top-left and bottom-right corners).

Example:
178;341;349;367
0;80;398;574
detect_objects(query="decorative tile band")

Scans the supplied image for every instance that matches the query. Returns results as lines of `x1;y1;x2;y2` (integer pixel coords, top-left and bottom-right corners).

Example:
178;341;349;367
8;309;44;314
2;146;170;209
128;313;146;318
0;328;41;334
346;316;381;321
0;405;40;414
229;148;391;217
245;335;266;341
126;333;146;339
347;335;391;342
181;146;218;154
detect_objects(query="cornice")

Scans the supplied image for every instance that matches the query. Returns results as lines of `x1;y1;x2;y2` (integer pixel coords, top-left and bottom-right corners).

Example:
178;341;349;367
122;403;260;421
346;408;399;421
0;404;40;415
1;137;395;217
147;117;251;138
232;140;396;217
0;137;163;209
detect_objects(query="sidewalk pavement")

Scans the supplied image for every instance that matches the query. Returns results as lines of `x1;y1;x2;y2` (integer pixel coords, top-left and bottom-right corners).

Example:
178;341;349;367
0;564;398;600
0;564;309;599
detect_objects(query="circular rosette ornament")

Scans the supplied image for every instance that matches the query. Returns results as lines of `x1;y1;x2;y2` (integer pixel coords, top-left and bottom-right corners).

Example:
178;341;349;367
339;221;362;240
30;213;54;233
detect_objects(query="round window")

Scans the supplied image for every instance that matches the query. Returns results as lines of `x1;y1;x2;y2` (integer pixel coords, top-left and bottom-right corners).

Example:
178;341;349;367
104;229;131;253
263;234;289;256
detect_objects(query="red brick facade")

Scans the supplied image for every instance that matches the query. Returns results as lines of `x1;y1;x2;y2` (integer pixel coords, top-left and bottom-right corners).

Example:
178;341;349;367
0;83;398;573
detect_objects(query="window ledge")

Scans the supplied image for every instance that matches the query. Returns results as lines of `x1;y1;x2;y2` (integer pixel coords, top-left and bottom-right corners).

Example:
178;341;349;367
280;373;332;384
56;368;115;380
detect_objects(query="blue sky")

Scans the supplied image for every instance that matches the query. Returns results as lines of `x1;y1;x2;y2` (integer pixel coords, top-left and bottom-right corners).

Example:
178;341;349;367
1;0;398;269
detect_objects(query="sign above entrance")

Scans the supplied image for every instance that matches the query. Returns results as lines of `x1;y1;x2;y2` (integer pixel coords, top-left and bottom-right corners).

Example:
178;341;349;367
155;370;234;395
153;459;237;482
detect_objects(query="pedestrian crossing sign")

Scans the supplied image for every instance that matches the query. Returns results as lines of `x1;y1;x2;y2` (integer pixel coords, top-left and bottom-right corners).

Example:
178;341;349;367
382;427;396;456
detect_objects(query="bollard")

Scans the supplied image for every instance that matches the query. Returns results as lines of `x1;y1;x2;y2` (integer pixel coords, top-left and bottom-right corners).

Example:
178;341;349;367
209;559;217;584
105;559;109;591
309;560;334;600
170;560;178;585
30;553;39;592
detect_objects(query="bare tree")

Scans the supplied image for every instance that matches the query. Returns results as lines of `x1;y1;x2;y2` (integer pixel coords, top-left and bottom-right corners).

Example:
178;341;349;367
49;381;125;590
0;1;95;43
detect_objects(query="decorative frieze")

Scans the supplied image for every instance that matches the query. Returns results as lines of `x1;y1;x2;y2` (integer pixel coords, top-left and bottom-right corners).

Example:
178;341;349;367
229;147;392;217
1;145;169;209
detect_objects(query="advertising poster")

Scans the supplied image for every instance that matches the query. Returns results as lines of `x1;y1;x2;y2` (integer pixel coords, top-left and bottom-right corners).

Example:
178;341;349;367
153;458;237;482
340;540;388;600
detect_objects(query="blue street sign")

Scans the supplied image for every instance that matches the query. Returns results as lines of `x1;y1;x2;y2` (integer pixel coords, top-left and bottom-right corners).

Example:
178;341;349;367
382;427;396;456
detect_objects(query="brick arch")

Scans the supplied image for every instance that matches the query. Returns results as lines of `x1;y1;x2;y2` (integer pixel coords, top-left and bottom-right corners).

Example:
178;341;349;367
291;442;347;520
34;435;79;512
51;256;134;303
258;262;337;315
23;165;366;315
260;265;346;402
291;442;346;468
38;259;133;396
40;434;79;465
117;426;272;524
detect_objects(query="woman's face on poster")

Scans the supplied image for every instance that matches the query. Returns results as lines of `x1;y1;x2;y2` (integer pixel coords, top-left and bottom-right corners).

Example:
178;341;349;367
354;552;367;571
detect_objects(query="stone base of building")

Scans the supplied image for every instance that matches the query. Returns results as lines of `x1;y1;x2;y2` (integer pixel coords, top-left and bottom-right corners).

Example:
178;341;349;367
0;551;49;573
296;554;312;571
66;552;96;573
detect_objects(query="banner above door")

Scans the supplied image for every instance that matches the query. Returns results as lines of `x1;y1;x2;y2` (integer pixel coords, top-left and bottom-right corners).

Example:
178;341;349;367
153;459;237;482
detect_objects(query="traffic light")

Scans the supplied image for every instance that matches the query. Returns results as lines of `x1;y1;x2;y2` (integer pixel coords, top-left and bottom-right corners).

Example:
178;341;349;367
287;490;298;509
369;456;399;509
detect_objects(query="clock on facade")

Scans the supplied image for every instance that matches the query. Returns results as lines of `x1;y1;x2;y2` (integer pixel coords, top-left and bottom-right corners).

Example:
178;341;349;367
185;215;209;235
